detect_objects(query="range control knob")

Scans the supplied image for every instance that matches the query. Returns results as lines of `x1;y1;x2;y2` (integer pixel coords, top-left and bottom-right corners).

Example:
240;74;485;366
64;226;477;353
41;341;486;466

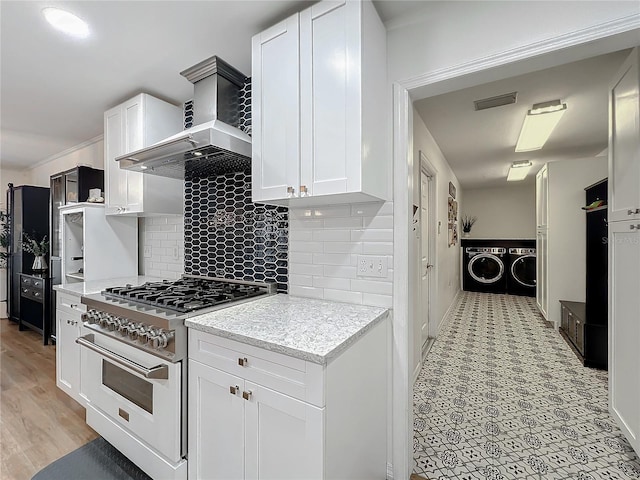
117;322;129;335
127;324;141;341
152;330;174;349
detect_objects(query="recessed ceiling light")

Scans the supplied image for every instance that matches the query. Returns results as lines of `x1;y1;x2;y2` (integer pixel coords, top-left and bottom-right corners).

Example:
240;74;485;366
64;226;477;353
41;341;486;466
42;7;90;39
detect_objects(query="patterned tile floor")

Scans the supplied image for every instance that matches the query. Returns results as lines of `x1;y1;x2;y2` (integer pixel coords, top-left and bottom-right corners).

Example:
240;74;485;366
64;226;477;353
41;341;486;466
413;292;640;480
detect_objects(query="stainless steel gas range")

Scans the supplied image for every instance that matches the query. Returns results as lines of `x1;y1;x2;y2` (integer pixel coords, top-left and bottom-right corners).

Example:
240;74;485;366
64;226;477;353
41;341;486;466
77;275;276;480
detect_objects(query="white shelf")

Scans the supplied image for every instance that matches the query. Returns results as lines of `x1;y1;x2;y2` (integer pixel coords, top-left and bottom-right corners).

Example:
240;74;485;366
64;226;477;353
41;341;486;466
65;272;85;281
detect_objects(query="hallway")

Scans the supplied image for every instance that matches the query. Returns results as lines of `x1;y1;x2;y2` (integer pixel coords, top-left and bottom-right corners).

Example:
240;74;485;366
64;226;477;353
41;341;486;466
413;292;640;479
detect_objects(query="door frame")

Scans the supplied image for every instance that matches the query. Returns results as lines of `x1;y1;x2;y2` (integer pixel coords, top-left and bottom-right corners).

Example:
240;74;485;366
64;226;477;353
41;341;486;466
418;151;438;343
391;20;640;480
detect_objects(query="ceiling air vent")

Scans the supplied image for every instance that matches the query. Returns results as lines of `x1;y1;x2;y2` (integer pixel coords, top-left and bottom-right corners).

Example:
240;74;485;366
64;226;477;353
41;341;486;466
474;92;517;111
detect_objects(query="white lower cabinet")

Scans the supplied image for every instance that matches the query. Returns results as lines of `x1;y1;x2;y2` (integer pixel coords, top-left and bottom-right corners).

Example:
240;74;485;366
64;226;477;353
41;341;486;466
188;320;388;479
55;291;86;406
608;220;640;454
189;360;323;480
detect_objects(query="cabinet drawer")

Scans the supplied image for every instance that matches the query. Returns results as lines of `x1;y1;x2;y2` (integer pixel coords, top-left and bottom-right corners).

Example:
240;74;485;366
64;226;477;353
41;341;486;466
56;292;87;317
21;286;44;303
21;276;45;290
189;330;324;407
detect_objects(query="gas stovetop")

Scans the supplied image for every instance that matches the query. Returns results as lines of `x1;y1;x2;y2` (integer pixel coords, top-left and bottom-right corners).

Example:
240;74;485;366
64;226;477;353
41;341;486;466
80;276;277;362
103;276;274;313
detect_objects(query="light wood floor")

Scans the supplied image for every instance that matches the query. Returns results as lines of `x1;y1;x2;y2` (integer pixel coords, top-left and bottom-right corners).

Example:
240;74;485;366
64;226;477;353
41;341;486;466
0;318;97;479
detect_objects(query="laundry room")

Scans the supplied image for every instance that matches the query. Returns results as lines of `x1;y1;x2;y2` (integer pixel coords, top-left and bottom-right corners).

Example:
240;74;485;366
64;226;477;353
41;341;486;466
413;47;629;354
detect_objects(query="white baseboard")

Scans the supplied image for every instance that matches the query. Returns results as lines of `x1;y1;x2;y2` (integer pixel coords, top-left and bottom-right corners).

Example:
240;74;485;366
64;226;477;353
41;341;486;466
436;289;461;335
0;301;7;319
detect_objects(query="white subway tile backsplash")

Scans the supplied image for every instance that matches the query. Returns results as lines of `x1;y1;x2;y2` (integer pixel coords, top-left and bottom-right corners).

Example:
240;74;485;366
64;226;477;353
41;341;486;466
323;242;362;254
289;241;324;253
140;216;184;280
312;229;351;242
361;293;393;308
323;265;357;278
362;242;394;255
350;202;393;217
289;274;313;287
312;276;351;290
289;252;313;264
290;263;325;276
350;229;393;242
324;288;363;304
351;279;393;295
312;253;355;266
289;285;324;299
289;201;393;307
323;217;364;229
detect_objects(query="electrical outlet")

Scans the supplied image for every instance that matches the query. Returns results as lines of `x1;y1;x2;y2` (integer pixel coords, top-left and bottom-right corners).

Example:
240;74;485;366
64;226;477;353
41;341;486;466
143;246;152;258
357;255;388;278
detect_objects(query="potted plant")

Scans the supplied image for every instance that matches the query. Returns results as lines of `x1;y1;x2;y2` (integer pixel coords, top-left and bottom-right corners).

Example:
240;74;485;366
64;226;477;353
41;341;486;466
0;211;9;269
461;215;477;237
22;232;49;272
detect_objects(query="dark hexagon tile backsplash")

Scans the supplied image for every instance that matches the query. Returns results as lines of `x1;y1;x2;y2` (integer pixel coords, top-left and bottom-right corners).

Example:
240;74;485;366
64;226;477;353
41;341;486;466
183;77;288;292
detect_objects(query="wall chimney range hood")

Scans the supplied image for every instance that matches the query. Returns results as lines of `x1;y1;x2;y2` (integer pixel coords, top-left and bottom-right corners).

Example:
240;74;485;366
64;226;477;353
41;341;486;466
116;56;251;179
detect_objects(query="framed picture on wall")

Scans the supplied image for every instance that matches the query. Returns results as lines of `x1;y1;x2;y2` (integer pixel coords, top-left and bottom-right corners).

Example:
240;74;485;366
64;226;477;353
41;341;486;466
448;197;454;223
449;182;456;199
448;223;457;247
453;200;458;221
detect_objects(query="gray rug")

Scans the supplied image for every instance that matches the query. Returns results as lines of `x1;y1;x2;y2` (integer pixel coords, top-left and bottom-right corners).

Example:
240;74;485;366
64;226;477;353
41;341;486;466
32;437;152;480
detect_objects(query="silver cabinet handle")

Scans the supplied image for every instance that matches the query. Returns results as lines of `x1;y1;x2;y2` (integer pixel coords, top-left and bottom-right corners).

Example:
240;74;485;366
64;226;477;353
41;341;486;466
75;334;169;379
627;208;640;215
631;225;640;230
242;390;252;401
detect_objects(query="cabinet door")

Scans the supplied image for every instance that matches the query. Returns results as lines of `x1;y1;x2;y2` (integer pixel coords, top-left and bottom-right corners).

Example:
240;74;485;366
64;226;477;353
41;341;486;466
104;105;126;214
609;48;640;223
609;220;640;454
245;381;323;480
188;360;245;480
300;0;361;197
56;309;81;402
122;95;144;212
536;166;548;229
536;231;548;319
252;14;300;203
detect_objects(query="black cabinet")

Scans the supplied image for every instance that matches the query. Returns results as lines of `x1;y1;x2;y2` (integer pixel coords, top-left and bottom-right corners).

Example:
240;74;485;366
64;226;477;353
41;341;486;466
6;184;50;325
558;178;608;369
18;273;51;344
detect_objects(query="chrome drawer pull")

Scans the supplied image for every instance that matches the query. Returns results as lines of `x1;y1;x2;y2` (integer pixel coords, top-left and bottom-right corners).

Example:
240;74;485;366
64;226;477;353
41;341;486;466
242;390;252;401
238;357;248;367
75;334;169;379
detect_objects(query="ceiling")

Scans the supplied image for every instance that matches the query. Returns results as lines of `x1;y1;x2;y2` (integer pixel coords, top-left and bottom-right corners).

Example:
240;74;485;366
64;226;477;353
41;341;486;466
0;0;427;171
414;49;631;189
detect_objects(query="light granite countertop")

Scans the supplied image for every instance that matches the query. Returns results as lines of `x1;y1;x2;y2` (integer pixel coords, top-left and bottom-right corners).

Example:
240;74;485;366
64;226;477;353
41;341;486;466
53;275;165;297
185;294;389;365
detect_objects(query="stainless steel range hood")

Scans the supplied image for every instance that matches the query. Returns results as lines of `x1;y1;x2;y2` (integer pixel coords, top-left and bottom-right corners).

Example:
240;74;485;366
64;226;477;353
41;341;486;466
116;56;251;179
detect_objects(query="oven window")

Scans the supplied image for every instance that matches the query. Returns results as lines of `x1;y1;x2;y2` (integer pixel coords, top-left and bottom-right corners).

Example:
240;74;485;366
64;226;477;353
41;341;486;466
102;360;153;414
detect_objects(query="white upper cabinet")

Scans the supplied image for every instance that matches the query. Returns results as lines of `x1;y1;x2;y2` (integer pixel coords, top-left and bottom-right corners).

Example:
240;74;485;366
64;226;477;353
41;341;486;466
609;48;640;224
104;93;184;216
252;0;388;206
536;165;548;229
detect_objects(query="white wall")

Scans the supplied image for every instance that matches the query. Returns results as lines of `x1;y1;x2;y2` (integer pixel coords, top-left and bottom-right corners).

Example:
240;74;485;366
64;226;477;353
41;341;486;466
288;202;393;308
387;1;640;85
413;107;462;331
28;137;104;187
546;156;608;326
462;183;536;239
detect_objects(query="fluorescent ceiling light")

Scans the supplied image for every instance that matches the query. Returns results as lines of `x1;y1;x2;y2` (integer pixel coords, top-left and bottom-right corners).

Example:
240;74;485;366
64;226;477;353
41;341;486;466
515;100;567;152
507;161;532;181
42;8;90;38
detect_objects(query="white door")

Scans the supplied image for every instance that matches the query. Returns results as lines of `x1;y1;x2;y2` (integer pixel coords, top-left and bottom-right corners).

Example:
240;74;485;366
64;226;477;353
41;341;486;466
419;170;433;347
245;381;324;480
300;0;360;197
251;14;300;203
609;48;640;224
608;220;640;454
188;360;245;480
536;230;548;319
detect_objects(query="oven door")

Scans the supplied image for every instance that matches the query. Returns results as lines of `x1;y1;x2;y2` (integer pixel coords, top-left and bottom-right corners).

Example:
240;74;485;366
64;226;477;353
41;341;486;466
78;330;182;463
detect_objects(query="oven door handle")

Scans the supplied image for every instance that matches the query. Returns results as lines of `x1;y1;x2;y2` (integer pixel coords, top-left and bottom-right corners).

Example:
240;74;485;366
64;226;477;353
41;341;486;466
76;334;169;380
